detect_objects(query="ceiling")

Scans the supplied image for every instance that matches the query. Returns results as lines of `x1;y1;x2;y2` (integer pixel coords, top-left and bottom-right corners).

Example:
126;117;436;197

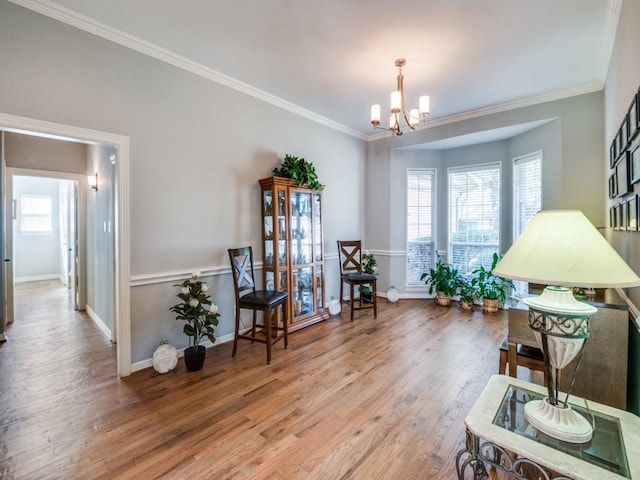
11;0;621;140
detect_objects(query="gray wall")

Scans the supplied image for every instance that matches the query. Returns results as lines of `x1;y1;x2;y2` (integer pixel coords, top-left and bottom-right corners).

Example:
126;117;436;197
0;1;366;363
367;92;604;295
86;145;115;333
604;0;640;413
4;132;87;174
12;176;61;280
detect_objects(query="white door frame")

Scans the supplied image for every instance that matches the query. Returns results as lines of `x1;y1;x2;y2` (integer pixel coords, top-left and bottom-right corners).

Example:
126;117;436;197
7;169;87;309
0;112;131;377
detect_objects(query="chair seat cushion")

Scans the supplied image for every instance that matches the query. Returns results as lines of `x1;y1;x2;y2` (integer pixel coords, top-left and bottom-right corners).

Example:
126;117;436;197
239;290;288;308
342;273;377;283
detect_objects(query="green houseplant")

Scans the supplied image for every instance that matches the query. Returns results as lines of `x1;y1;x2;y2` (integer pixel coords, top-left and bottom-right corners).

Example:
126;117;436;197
272;153;322;190
456;276;476;311
471;252;515;313
170;272;220;371
360;250;378;300
421;253;459;306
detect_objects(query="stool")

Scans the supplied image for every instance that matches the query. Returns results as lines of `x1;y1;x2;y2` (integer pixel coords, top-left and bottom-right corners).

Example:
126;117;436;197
498;335;547;386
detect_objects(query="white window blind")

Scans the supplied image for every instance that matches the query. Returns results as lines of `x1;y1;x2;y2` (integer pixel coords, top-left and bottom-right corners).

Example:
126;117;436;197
513;152;542;296
406;169;435;285
20;194;53;233
448;164;501;277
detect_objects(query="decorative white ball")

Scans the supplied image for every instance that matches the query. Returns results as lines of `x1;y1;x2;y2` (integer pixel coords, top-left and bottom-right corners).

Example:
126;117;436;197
152;343;178;374
387;287;400;303
328;299;341;315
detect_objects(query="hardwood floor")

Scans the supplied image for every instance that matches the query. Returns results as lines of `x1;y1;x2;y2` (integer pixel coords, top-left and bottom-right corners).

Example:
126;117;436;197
0;282;536;479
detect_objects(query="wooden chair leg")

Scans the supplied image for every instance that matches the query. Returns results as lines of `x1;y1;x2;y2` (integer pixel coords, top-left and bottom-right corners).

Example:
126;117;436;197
339;280;344;311
232;305;240;357
372;281;377;319
282;302;289;349
350;283;355;321
251;310;257;343
265;308;272;365
499;349;507;374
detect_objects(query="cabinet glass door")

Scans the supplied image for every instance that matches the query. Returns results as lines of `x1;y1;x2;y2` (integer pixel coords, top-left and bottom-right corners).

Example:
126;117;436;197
290;191;313;266
292;267;314;317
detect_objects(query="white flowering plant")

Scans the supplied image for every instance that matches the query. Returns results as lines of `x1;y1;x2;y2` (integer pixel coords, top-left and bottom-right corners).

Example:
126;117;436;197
360;250;378;297
170;272;220;349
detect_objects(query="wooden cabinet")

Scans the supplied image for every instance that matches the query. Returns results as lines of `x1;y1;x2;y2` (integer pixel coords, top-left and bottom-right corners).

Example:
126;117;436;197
259;176;329;331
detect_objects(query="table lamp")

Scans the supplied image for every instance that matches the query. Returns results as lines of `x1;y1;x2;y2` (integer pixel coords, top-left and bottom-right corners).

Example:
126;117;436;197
492;210;640;444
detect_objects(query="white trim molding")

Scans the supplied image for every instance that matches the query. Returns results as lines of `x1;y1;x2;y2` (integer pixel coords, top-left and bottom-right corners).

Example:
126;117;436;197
86;305;112;342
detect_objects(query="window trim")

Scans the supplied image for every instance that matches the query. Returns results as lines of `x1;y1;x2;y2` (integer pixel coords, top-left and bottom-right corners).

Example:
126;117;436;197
406;168;437;287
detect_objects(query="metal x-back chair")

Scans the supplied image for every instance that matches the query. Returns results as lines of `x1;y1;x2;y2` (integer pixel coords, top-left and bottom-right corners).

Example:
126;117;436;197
228;246;288;364
337;240;377;320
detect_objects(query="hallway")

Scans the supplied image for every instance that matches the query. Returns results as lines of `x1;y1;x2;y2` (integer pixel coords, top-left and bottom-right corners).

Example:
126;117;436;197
0;280;116;478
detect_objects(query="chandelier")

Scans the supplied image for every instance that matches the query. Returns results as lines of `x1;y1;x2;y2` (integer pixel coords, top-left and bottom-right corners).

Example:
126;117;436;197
370;58;430;135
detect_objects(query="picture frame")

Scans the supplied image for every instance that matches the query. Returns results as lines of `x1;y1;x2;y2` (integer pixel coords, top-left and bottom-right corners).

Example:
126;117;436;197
615;151;632;197
617;128;624;154
629;94;639;142
620;202;627;230
621;115;629;151
610;139;618;169
610;205;617;228
609;174;617;198
631;141;640;185
627;195;638;231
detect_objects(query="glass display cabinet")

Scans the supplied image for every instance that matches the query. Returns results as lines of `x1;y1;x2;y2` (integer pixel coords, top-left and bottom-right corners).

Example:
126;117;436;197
259;176;328;331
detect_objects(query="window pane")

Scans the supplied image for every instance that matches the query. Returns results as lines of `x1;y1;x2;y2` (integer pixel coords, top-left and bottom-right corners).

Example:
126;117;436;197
448;165;500;277
407;169;435;284
513;153;542;296
21;194;53;233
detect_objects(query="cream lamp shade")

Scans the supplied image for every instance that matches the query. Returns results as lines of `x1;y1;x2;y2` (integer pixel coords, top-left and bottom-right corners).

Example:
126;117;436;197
492;210;640;288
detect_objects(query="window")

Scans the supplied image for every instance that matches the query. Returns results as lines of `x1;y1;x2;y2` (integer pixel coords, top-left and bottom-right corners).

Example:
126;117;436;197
513;152;542;296
20;194;53;233
448;164;501;277
406;169;435;285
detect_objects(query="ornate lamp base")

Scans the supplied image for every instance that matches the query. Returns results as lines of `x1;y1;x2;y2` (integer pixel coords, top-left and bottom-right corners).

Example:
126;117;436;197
525;397;592;444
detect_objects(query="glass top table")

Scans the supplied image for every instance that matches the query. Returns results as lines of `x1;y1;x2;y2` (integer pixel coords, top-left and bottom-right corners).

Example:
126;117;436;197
457;375;640;480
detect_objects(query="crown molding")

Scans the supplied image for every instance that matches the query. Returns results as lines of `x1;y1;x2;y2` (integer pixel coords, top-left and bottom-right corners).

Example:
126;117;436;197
601;0;624;80
9;0;367;141
366;81;603;142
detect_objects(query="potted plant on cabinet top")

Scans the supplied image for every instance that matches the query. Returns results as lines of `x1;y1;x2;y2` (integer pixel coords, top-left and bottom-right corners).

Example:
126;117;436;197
456;276;476;311
421;253;459;306
471;253;514;313
170;272;220;371
272;153;322;190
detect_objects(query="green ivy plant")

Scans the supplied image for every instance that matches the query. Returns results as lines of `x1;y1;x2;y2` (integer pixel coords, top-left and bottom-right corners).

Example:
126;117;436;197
272;154;322;190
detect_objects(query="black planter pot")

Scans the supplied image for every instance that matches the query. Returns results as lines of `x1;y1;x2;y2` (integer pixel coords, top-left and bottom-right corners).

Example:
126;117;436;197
184;345;206;371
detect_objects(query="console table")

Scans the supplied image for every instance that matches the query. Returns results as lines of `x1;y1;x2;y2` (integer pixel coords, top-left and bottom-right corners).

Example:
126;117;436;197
456;375;640;480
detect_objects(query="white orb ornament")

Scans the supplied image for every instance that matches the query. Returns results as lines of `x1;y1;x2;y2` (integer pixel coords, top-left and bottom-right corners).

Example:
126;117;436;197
387;287;400;303
152;342;178;374
328;298;341;315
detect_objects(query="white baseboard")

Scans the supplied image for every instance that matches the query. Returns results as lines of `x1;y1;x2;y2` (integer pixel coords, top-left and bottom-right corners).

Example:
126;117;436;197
86;305;112;341
131;332;235;372
15;274;61;284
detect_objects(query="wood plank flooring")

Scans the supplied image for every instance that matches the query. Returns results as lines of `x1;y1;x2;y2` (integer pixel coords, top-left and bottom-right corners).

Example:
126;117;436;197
0;281;539;479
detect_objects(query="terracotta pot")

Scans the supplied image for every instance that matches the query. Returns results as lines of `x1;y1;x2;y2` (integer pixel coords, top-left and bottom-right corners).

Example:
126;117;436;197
435;291;451;306
483;298;499;314
460;300;473;311
184;345;206;371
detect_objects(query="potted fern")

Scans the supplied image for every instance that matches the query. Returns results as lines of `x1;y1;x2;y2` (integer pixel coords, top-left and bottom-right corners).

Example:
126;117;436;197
170;272;220;371
456;276;476;311
421;253;459;306
471;253;514;313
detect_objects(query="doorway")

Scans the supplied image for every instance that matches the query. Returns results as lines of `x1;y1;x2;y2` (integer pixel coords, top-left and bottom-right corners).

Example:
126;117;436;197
0;112;131;376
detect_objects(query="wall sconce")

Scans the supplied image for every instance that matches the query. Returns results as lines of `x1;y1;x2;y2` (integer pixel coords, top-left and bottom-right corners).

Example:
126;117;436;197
88;173;98;191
